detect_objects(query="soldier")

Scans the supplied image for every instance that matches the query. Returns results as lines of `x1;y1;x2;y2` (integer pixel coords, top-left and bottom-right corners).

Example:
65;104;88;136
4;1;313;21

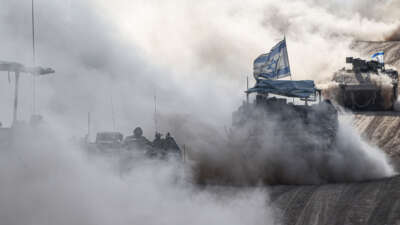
146;132;165;158
164;132;181;155
124;127;152;150
152;132;163;149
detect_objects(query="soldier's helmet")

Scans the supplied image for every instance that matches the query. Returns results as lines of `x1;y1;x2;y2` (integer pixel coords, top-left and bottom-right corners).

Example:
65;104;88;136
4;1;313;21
133;127;143;138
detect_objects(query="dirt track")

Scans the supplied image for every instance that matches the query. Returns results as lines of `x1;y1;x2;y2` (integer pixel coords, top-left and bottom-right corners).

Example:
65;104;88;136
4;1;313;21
353;112;400;158
271;175;400;225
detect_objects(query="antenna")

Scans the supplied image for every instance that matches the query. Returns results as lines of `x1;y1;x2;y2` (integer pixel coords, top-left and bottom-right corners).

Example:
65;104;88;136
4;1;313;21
110;93;116;131
87;112;91;142
154;90;158;133
246;76;249;104
31;0;36;65
13;72;20;124
31;0;37;115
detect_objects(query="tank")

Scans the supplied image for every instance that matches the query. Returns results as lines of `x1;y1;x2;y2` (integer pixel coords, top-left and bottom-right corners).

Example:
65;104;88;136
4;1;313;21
326;57;399;110
193;90;339;186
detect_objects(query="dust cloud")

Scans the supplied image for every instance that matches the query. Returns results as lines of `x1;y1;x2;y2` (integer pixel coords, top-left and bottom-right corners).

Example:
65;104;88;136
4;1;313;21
0;125;274;225
162;111;395;186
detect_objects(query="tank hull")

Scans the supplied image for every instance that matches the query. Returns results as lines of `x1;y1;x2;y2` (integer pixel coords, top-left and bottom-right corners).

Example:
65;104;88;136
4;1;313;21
232;97;338;152
335;84;398;110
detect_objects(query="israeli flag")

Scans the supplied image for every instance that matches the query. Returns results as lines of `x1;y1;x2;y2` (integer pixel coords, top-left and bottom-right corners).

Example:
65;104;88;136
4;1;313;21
371;51;384;64
253;39;291;80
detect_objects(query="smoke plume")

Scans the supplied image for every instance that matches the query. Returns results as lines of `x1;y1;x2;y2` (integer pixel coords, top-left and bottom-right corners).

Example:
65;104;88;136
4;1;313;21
0;125;274;225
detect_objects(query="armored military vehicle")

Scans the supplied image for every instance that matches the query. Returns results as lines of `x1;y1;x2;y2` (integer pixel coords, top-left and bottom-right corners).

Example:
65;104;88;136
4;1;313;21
195;79;339;186
85;128;181;160
94;132;124;150
327;57;399;110
188;39;344;186
232;80;338;151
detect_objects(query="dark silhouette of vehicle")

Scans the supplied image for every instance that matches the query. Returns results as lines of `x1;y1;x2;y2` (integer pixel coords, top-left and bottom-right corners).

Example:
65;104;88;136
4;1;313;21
232;84;338;152
94;132;124;150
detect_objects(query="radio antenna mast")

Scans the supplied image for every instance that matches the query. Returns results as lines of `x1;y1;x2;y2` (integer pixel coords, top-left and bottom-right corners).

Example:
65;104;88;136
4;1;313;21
246;76;249;104
87;112;91;142
110;93;116;131
154;90;158;133
31;0;36;64
31;0;37;114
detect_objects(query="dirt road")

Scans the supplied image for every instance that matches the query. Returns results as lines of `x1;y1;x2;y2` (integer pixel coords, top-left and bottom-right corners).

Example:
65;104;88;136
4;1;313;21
271;175;400;225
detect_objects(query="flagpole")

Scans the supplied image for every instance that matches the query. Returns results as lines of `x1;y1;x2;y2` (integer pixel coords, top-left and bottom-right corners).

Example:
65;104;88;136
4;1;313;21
284;35;295;103
284;35;293;81
246;76;249;104
154;89;158;133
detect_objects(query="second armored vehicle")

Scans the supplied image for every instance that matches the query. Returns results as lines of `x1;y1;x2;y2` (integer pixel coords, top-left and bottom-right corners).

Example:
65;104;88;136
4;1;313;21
326;57;398;110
